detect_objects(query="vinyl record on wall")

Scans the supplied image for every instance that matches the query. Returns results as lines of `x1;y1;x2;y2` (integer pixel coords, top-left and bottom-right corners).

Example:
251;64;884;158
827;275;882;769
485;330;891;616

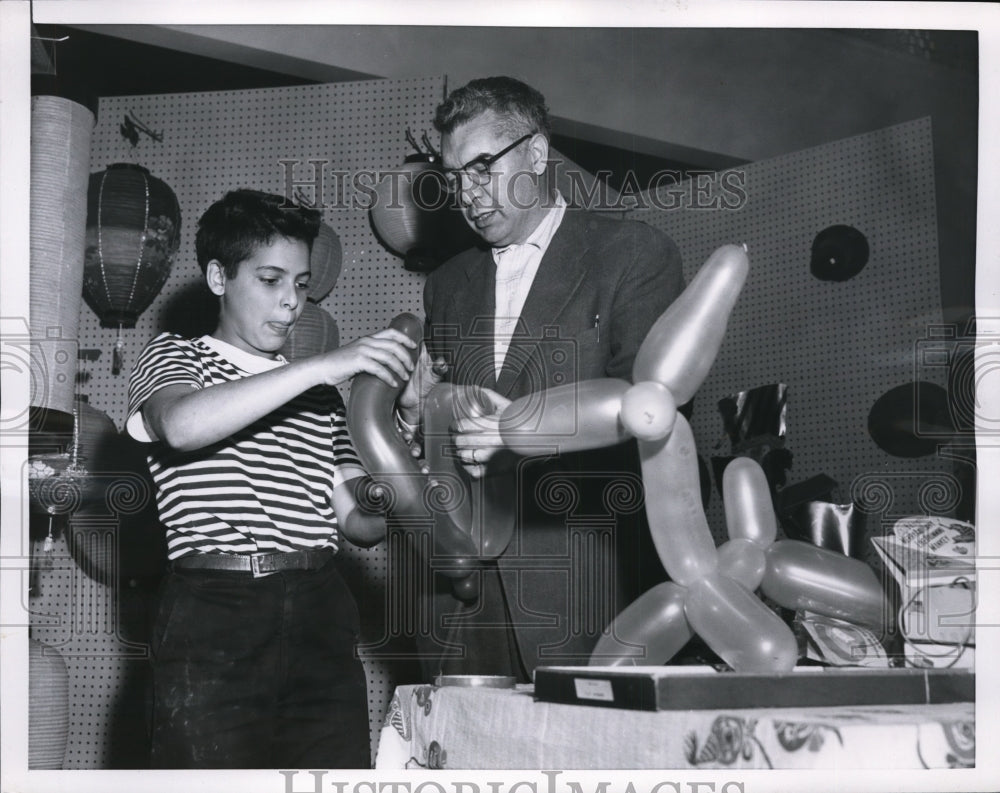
810;224;869;281
867;380;954;457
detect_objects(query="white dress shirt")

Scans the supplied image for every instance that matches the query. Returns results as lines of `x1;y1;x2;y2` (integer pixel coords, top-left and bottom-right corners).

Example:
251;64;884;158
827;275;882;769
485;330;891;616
491;192;567;379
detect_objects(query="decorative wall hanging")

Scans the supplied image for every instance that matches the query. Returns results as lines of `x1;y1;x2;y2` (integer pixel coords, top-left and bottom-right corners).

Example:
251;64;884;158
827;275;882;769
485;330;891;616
83;163;181;374
867;380;954;457
810;224;870;281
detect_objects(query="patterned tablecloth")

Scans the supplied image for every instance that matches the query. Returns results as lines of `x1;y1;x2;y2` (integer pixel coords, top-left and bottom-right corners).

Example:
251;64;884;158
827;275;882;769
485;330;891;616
375;684;974;770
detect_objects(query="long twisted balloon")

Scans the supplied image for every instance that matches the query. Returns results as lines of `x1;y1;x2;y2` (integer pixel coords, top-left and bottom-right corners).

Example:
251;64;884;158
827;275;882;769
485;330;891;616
346;313;481;598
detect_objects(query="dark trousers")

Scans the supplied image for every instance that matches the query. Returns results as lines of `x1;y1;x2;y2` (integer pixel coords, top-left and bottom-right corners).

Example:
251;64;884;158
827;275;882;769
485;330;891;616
149;557;370;769
415;563;529;684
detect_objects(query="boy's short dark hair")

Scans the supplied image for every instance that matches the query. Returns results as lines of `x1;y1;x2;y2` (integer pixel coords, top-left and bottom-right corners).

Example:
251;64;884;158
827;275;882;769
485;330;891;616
195;189;321;278
434;76;551;141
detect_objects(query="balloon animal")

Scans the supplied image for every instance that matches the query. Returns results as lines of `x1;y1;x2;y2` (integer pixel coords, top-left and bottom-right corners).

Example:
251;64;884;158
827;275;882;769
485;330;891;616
496;243;887;671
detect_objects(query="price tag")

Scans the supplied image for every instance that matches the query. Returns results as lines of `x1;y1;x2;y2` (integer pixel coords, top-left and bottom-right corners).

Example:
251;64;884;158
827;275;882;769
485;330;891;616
574;677;614;702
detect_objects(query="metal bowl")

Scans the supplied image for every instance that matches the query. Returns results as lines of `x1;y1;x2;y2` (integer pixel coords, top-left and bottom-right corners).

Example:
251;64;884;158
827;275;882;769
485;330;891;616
434;675;517;689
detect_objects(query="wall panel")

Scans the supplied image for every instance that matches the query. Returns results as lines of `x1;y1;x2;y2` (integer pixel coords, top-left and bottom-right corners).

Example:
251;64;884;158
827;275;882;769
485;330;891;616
632;117;957;548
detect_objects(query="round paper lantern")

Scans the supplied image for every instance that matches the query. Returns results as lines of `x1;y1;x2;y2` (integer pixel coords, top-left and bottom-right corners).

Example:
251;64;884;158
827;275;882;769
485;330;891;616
370;157;452;273
26;401;115;519
307;222;342;302
84;163;182;372
29;92;95;415
59;402;165;585
280;301;340;361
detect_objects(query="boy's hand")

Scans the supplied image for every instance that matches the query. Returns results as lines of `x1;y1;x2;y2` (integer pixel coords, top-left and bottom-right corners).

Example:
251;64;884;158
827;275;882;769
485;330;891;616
397;345;447;427
314;327;417;387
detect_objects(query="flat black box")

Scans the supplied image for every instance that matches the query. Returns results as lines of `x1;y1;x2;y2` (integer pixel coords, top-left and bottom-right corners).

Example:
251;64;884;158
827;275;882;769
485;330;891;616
533;665;975;711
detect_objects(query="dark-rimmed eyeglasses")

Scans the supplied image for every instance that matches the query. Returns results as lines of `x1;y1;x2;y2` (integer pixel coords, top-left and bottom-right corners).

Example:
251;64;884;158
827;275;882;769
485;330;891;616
443;133;534;195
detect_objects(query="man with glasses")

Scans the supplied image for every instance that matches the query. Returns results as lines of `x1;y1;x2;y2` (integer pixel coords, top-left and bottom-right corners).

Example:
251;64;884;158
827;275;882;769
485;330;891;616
398;76;685;681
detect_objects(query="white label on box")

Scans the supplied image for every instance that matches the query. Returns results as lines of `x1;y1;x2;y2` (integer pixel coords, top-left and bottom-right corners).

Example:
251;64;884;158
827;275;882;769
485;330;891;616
574;677;614;702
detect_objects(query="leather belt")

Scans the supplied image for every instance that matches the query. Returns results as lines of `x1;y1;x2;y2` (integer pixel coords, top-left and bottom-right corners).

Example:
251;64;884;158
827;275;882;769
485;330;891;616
172;548;333;578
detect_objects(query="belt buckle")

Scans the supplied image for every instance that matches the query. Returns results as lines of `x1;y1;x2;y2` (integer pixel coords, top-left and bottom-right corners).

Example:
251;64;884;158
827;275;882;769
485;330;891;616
250;554;271;578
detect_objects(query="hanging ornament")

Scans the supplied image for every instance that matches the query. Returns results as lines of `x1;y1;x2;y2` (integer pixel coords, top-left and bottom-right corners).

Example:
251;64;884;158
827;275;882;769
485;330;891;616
83;163;181;374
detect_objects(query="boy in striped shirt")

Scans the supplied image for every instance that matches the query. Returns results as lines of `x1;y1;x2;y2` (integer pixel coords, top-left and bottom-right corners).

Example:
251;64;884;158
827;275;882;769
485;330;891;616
126;189;415;769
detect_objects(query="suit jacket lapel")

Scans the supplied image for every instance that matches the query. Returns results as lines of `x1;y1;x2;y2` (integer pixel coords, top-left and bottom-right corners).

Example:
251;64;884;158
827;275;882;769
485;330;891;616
453;249;499;390
496;210;591;397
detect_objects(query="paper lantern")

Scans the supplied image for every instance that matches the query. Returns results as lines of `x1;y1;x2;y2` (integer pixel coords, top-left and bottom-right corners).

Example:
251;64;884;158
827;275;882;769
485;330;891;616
70;419;166;586
307;222;342;302
27;402;117;519
29;639;69;769
29;93;95;415
280;301;340;361
83;163;182;373
370;157;453;273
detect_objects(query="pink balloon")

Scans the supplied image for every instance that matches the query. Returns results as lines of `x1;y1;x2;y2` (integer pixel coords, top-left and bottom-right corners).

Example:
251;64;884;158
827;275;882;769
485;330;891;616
589;581;694;666
762;539;887;630
632;244;749;404
637;415;718;586
499;379;632;455
722;456;778;547
717;538;767;591
684;573;798;673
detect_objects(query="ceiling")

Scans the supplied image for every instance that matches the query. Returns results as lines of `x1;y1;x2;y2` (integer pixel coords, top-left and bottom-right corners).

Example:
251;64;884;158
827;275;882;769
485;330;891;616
31;22;977;193
32;23;735;193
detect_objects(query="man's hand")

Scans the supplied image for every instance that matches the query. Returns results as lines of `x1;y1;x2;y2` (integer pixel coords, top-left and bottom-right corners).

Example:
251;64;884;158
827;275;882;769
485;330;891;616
452;386;513;479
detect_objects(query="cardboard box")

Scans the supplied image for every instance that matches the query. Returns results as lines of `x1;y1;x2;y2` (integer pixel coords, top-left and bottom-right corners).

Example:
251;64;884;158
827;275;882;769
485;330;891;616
533;665;974;711
871;516;976;650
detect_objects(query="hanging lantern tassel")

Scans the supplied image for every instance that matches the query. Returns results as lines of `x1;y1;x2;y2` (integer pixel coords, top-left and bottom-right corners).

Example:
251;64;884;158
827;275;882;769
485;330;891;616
83;163;182;375
112;324;125;376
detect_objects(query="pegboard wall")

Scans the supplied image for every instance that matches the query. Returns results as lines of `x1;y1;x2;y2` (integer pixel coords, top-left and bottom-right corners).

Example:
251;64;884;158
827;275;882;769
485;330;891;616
83;77;444;414
631;117;957;542
33;77;447;768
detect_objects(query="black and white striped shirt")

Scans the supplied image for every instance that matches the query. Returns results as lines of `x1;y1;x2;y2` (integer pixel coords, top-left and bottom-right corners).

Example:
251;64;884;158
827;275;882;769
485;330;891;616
126;333;364;560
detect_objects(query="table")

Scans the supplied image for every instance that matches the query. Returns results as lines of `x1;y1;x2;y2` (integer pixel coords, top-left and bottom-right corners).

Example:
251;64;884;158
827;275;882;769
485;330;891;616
375;684;974;770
